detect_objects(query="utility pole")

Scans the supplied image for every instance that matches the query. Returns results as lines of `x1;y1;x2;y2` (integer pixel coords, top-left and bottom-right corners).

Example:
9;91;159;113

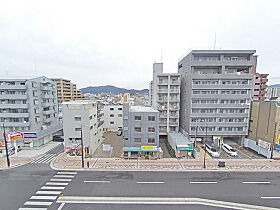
194;120;198;148
2;123;10;167
80;125;84;168
203;125;207;169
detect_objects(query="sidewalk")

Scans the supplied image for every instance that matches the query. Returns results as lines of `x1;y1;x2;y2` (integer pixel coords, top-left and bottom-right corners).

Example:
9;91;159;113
0;141;62;169
52;152;280;172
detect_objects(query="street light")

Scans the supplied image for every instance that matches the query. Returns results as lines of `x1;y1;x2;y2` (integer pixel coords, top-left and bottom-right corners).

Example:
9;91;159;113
2;123;10;167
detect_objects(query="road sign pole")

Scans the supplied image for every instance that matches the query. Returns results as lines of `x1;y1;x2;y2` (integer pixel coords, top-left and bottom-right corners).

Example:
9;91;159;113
2;123;10;167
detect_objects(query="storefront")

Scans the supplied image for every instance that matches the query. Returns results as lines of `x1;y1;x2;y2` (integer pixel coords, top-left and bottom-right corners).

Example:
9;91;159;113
123;146;159;159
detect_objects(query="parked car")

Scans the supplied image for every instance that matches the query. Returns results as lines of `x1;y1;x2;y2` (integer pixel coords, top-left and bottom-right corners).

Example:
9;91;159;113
53;135;64;142
117;129;122;136
205;144;220;157
222;144;238;157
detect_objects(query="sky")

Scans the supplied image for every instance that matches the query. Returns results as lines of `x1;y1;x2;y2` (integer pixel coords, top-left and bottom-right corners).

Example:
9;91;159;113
0;0;279;90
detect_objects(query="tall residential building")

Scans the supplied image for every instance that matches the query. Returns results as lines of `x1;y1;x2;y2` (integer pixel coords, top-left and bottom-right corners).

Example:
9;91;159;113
51;78;84;103
62;100;104;156
266;84;280;99
252;56;269;101
178;50;255;145
0;77;62;148
123;103;159;158
149;63;181;135
247;101;280;158
101;104;123;132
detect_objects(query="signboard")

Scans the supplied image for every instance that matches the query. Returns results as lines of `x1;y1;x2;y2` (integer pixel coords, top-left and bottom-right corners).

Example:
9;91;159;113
141;146;157;151
275;134;280;145
177;145;194;151
103;144;111;152
8;132;23;141
258;139;271;150
23;132;37;139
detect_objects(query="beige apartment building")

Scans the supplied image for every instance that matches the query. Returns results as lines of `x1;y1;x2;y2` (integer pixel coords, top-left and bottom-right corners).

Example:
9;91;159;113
51;78;84;103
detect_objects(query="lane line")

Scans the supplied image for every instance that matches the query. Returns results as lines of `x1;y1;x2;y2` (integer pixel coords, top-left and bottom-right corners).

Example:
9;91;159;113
84;181;111;183
57;203;65;210
46;182;69;186
57;172;77;175
41;186;65;190
36;191;62;195
261;197;280;199
243;181;270;184
30;195;57;200
19;208;47;210
50;178;72;182
54;175;75;178
137;182;165;184
24;201;52;206
190;182;217;184
41;155;56;163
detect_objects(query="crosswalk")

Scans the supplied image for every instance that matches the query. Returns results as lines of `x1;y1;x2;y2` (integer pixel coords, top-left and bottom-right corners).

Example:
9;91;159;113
30;153;57;164
18;171;77;210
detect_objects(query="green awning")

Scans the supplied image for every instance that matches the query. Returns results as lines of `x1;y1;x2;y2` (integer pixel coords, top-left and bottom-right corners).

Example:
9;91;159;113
177;145;194;151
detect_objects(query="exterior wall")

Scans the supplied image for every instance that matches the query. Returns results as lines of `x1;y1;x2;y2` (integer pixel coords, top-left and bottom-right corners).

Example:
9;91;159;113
62;100;103;155
102;105;123;132
266;85;280;98
0;76;61;147
178;50;255;141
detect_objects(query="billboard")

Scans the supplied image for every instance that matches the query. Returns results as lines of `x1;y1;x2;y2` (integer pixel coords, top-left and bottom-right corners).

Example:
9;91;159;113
23;132;37;139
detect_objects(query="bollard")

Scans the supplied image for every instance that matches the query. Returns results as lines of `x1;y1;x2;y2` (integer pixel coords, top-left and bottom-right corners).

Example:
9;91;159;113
87;160;90;168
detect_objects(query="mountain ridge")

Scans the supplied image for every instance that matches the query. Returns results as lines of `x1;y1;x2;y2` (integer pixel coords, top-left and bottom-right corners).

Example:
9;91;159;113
81;85;149;94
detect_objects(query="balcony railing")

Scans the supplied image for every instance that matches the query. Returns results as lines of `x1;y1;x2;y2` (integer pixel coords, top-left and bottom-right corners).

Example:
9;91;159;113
158;89;168;93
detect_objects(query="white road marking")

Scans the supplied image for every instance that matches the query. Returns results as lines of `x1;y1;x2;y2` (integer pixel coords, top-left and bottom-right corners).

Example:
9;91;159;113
41;154;56;163
46;182;69;186
36;191;61;195
190;182;217;184
243;181;270;184
19;208;47;210
41;186;65;190
84;181;111;183
137;182;165;184
261;197;280;199
30;196;57;200
24;201;52;206
57;203;65;210
57;171;77;175
51;178;72;182
54;175;75;178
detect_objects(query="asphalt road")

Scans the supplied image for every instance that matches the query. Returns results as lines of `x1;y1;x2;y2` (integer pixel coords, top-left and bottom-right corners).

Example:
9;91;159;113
51;171;280;209
0;143;64;210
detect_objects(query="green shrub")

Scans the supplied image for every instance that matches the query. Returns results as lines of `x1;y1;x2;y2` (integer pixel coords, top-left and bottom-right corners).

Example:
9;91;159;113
165;141;176;158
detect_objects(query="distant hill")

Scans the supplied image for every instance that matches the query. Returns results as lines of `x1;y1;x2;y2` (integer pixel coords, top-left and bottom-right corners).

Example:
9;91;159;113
81;85;149;95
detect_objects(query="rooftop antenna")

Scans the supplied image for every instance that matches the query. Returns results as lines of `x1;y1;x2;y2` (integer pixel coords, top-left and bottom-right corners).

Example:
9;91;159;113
214;33;216;50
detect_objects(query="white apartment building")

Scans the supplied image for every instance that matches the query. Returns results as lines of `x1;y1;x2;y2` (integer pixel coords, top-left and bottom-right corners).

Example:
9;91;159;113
0;76;62;149
62;100;104;156
101;104;123;132
149;63;181;136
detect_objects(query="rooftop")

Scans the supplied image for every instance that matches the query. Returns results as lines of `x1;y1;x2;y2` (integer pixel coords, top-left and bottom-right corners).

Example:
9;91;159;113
191;50;256;54
268;84;280;88
131;106;158;113
62;100;96;105
169;132;191;145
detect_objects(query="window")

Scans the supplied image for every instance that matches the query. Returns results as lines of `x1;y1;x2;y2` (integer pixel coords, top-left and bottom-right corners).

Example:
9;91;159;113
148;127;155;132
74;117;81;121
135;116;141;121
110;108;114;111
89;116;93;120
75;128;81;131
110;121;114;124
148;138;155;143
134;127;141;132
148;116;155;121
134;138;141;143
90;125;93;130
110;114;114;117
118;108;122;110
118;114;122;117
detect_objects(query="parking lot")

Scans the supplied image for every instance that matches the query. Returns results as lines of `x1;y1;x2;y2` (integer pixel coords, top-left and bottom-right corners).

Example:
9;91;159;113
218;145;265;159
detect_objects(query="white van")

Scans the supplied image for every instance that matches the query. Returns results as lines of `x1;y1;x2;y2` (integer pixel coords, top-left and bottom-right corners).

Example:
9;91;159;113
222;144;238;157
205;144;220;157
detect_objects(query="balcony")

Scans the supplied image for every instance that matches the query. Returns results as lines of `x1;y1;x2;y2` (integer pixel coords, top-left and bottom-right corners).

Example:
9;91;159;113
169;114;178;118
159;121;167;126
157;98;167;102
261;84;268;89
158;89;168;93
43;118;52;123
170;89;179;93
0;113;29;118
40;85;53;91
158;80;168;85
0;94;27;100
0;103;28;109
0;84;27;90
2;121;30;127
42;94;53;99
157;106;167;110
169;105;179;110
42;102;53;107
169;97;179;102
43;110;55;115
169;121;179;126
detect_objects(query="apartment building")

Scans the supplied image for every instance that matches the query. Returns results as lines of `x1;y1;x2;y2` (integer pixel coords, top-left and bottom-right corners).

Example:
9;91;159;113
247;101;280;158
178;50;255;145
266;84;280;99
149;63;180;135
123;103;159;158
252;56;269;101
51;78;84;103
0;77;62;149
62;100;104;156
101;104;123;132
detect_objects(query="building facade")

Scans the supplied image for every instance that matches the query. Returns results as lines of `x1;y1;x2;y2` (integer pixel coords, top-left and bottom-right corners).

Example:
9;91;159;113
252;56;269;101
149;63;181;135
62;100;104;156
0;77;62;149
178;50;255;144
123;103;159;158
51;78;84;103
101;104;123;132
266;84;280;99
247;101;280;158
